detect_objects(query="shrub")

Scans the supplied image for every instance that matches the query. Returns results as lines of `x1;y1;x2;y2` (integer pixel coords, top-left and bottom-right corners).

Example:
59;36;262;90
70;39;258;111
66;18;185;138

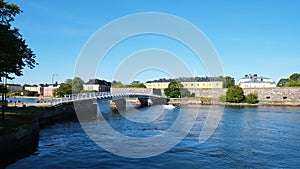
219;95;226;102
26;91;39;97
246;93;259;104
226;86;245;103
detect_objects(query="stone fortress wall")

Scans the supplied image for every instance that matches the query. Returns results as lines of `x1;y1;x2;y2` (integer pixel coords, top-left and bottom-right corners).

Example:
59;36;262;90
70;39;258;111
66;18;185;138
112;88;300;101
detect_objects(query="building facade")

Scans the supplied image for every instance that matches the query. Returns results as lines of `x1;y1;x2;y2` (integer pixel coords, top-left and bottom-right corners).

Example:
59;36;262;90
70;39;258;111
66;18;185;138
7;84;23;92
83;79;111;92
145;77;223;89
238;74;276;88
25;83;60;97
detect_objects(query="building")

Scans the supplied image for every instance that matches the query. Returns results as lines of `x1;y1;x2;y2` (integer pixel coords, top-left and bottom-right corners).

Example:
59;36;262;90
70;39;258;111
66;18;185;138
145;77;223;89
238;74;276;88
7;84;23;92
24;85;42;94
83;79;111;92
42;84;60;97
25;83;60;97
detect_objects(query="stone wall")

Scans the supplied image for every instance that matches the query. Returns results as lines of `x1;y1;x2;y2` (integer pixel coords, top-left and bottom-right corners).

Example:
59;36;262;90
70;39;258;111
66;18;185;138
112;87;300;101
243;88;300;101
191;88;300;101
111;88;153;94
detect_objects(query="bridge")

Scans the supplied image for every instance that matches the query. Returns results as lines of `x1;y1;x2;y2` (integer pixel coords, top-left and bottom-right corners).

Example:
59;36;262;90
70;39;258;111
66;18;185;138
51;92;168;110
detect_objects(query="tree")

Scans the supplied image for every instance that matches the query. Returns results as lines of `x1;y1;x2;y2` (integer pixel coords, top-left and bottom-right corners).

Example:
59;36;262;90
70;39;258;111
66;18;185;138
72;77;84;93
219;76;235;88
225;76;235;88
277;78;288;87
226;86;245;103
111;80;124;88
245;93;259;104
279;73;300;87
53;83;72;97
289;73;300;81
164;80;190;98
1;1;37;120
0;1;37;79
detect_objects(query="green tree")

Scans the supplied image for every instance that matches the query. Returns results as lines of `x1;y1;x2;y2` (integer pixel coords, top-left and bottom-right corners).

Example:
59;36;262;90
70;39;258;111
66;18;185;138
164;80;190;98
1;0;37;120
225;76;235;88
128;81;146;88
283;73;300;87
0;1;37;79
289;73;300;81
219;76;235;88
111;80;124;88
245;93;259;104
72;77;84;93
53;83;72;97
226;86;245;103
277;78;288;87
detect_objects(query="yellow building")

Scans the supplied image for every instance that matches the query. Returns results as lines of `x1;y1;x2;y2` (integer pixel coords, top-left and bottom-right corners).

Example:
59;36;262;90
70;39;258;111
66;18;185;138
145;77;223;89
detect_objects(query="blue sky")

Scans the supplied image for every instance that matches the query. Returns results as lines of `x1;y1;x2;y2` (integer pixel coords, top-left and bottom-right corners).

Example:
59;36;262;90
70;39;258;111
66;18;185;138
6;0;300;84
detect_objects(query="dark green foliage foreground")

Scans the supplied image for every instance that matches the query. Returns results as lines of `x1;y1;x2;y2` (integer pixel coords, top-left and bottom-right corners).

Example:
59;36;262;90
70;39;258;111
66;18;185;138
0;0;37;79
164;80;190;98
226;86;245;103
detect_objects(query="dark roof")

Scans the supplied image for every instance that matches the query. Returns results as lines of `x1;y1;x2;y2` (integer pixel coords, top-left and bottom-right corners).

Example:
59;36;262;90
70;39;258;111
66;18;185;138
85;79;111;86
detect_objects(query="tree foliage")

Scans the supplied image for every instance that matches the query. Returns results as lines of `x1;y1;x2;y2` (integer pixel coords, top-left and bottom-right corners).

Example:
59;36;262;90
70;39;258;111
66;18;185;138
72;77;84;93
219;76;235;88
0;0;37;79
226;86;245;103
53;83;72;97
278;73;300;87
164;80;190;98
53;77;84;97
245;93;259;104
111;80;146;88
277;78;288;87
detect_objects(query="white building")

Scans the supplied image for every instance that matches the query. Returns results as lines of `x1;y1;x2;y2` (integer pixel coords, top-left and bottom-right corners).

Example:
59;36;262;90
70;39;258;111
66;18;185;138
238;74;276;88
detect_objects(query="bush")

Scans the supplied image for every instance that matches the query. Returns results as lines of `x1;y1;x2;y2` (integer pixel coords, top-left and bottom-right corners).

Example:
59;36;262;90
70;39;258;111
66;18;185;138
219;95;226;102
246;93;259;104
26;91;39;97
226;86;245;103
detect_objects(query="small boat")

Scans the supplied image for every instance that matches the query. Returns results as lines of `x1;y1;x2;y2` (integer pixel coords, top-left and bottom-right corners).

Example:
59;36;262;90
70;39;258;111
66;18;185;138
162;104;176;110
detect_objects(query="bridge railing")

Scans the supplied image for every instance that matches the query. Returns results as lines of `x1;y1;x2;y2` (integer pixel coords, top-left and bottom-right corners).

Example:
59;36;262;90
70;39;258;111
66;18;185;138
50;92;163;106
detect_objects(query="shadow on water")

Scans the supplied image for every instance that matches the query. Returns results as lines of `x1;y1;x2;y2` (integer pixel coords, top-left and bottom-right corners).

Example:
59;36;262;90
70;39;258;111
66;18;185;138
0;140;38;168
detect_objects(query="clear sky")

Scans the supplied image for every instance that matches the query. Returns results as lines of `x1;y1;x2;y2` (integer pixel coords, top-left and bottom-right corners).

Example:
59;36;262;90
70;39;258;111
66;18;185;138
6;0;300;85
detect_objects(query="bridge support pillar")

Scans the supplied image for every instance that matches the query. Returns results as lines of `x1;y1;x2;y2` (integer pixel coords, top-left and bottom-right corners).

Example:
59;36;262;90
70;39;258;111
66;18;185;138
110;99;126;111
136;98;150;107
148;98;169;105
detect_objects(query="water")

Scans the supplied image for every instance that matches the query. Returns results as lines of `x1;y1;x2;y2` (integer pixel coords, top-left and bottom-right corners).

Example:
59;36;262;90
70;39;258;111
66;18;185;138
4;97;37;103
7;105;300;168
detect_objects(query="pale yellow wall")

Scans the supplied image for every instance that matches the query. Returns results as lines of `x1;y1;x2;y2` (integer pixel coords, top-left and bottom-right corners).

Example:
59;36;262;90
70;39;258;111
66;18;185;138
145;81;223;89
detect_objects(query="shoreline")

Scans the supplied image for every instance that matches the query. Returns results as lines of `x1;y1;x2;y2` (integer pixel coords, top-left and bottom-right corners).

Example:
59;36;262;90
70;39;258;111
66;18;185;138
168;98;300;107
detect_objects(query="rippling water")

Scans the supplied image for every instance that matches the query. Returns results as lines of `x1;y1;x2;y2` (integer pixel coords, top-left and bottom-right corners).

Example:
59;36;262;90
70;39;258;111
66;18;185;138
7;105;300;168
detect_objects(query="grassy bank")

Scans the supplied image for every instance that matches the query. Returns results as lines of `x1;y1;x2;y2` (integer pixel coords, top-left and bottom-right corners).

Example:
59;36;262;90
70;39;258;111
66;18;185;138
0;110;36;136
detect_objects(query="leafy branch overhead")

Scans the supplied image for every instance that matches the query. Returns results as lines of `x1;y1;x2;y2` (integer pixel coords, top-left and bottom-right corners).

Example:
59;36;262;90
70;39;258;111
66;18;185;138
0;0;37;79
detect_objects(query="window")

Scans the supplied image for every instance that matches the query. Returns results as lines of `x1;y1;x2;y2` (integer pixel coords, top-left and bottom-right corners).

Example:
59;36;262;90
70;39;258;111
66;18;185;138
266;96;270;99
283;96;288;99
197;84;199;86
191;84;193;86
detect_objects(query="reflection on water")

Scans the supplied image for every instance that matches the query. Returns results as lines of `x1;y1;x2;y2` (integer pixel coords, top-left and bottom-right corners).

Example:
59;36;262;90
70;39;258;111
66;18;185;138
7;105;300;168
